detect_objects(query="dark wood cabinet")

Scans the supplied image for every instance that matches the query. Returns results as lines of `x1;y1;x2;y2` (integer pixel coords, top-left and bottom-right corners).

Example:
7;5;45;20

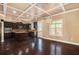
4;33;12;39
14;33;28;40
4;22;36;41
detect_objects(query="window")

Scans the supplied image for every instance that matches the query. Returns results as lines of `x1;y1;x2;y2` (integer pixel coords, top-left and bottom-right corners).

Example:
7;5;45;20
49;19;63;36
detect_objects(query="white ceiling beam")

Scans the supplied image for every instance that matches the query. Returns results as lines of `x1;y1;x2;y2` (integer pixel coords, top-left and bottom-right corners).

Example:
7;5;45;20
36;3;68;19
3;3;7;18
47;5;60;12
7;13;18;17
16;3;36;19
33;3;69;19
59;3;65;12
0;11;18;19
46;3;69;12
7;5;23;12
28;3;52;19
0;3;23;12
34;6;51;15
52;7;79;16
34;12;47;19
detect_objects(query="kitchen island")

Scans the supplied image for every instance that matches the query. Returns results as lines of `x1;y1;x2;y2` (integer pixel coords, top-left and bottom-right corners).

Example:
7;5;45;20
11;29;36;41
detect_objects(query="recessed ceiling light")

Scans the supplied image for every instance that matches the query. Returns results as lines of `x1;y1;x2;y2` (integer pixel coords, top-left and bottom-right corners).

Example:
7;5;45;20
13;10;17;14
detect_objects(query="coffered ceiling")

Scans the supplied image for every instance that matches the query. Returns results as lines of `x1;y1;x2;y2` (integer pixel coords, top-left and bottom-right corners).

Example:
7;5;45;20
0;3;79;23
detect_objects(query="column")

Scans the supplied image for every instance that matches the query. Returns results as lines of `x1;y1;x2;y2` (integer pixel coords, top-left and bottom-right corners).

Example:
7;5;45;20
1;19;4;43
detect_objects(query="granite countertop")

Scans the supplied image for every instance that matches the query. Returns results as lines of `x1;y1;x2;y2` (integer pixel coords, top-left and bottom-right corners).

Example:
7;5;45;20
12;29;28;33
12;29;36;33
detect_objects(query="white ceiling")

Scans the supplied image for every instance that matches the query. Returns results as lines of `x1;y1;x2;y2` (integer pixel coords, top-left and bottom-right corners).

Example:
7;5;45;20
0;3;79;23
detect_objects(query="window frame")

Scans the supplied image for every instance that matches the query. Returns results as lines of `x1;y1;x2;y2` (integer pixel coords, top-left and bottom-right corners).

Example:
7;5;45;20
49;19;63;36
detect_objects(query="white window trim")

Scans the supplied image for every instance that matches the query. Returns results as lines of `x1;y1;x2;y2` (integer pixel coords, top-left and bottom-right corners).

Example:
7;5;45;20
49;19;63;37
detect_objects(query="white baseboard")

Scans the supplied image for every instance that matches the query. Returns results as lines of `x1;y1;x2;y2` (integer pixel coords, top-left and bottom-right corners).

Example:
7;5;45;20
39;36;79;46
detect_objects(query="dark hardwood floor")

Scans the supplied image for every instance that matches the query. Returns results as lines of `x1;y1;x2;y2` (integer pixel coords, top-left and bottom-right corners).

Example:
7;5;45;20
0;37;79;55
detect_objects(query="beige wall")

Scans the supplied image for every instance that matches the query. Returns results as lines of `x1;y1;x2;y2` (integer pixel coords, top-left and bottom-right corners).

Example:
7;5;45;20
38;10;79;44
63;10;79;43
